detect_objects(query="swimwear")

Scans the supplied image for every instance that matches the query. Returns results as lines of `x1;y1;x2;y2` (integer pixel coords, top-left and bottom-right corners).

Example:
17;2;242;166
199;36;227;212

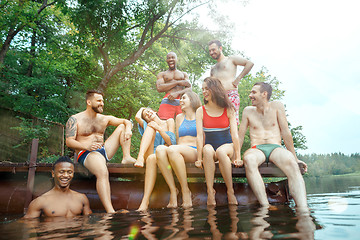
227;89;240;125
252;144;282;163
178;116;197;138
77;146;109;166
138;119;176;153
202;106;232;150
158;92;182;120
189;146;197;149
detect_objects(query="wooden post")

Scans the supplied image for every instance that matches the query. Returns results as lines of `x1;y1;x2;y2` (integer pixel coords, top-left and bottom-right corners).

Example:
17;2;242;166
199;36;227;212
24;138;39;214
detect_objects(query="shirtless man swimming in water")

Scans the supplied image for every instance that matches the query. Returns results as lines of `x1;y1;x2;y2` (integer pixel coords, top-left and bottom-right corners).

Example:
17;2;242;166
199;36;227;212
23;156;92;218
65;89;136;213
156;52;191;120
208;40;254;124
238;82;308;208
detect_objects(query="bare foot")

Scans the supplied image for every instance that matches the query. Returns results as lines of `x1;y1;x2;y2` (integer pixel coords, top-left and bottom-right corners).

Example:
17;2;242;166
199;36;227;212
167;189;178;208
122;156;136;164
207;189;216;206
182;190;192;208
137;200;149;212
134;156;144;168
227;191;238;205
115;209;129;214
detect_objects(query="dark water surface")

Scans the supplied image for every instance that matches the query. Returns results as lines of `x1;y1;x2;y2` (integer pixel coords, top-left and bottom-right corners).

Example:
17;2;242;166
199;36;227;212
0;175;359;239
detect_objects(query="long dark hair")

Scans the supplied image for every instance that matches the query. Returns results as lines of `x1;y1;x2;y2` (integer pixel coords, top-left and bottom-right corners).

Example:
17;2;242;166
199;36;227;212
203;77;233;110
182;91;201;112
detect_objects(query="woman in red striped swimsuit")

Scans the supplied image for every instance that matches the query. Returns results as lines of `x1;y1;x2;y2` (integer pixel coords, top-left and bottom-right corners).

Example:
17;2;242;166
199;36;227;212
195;77;242;206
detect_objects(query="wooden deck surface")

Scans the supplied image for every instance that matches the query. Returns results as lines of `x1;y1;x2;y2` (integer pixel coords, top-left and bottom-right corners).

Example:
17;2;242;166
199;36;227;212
0;162;305;178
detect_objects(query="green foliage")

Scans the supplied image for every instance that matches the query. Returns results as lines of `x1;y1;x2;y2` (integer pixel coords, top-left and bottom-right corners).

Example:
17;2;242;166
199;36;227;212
300;153;360;177
10;117;49;148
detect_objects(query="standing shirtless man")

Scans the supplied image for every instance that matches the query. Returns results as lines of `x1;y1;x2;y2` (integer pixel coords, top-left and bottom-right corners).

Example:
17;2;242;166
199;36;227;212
238;82;308;208
208;40;254;124
156;52;191;120
24;156;92;218
65;89;136;213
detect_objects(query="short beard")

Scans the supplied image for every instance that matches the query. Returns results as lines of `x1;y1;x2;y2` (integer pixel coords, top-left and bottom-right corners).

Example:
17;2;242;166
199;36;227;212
92;106;102;113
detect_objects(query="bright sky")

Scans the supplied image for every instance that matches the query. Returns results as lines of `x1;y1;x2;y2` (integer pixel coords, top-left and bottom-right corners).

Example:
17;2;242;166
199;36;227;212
198;0;360;155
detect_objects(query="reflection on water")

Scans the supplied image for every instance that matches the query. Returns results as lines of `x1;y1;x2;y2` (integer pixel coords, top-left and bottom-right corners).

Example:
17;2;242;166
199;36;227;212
0;175;359;239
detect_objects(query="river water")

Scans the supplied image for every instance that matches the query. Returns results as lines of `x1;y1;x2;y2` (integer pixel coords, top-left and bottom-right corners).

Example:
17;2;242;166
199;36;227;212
0;175;359;239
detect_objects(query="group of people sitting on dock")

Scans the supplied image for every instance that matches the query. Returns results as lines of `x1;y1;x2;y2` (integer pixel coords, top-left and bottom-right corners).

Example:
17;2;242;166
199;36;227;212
24;40;308;218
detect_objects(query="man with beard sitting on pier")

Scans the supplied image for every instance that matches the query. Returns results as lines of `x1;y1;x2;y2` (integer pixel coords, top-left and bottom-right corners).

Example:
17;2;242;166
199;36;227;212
65;89;136;213
23;156;92;218
238;82;308;209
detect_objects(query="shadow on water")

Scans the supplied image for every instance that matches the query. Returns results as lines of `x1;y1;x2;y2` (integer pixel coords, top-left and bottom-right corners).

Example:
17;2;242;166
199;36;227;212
1;175;359;239
0;205;319;239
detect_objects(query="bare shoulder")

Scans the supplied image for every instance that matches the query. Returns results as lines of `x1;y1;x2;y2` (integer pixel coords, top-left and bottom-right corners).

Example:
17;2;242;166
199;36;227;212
166;118;175;125
270;101;285;110
157;71;165;78
243;106;255;114
176;113;185;122
71;189;89;201
195;106;203;115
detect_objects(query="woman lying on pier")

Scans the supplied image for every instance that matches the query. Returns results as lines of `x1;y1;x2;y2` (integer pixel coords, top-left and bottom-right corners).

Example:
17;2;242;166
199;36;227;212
134;107;176;211
195;77;242;206
156;91;201;209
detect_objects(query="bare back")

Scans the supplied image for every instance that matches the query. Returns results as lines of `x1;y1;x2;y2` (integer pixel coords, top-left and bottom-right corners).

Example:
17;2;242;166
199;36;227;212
210;57;238;91
243;102;283;146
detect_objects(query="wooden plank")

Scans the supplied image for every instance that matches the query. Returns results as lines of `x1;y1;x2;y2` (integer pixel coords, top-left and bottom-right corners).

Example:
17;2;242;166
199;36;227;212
24;138;39;213
0;162;305;178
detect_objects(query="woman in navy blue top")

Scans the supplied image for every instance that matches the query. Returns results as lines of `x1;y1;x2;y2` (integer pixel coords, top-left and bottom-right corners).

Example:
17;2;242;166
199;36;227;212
195;77;242;206
156;91;201;209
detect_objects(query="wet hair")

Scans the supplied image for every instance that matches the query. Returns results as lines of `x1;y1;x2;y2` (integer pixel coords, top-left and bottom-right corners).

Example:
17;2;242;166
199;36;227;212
203;77;233;109
254;82;273;100
208;40;222;47
182;91;201;112
53;156;74;170
86;89;104;101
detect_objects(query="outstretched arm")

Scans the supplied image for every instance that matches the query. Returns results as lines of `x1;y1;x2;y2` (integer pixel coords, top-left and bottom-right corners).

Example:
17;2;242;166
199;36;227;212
238;108;250;159
228;108;242;167
107;116;133;141
195;107;204;168
231;56;254;87
276;102;308;172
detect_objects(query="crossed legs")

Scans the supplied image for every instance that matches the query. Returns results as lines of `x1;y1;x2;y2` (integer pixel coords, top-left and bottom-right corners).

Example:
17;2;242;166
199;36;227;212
243;148;307;208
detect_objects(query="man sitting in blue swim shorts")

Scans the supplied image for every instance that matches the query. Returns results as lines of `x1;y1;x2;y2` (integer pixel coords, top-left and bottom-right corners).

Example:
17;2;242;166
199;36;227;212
238;82;309;209
66;89;136;213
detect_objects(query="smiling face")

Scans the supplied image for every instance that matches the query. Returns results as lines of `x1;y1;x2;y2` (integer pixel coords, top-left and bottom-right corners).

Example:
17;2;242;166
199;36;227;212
208;43;222;60
166;52;177;70
249;85;266;106
52;162;74;189
142;108;157;123
180;93;191;111
88;93;104;113
202;82;212;103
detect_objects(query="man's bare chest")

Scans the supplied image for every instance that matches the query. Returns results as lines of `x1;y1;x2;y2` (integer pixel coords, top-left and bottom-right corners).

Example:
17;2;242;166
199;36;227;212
211;60;236;76
77;118;107;136
163;70;184;82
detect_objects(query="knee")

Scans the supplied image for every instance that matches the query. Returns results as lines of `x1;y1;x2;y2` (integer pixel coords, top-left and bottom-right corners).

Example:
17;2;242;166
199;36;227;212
116;123;125;132
94;167;109;179
203;145;214;156
147;154;157;164
243;154;258;170
215;149;227;161
155;145;168;158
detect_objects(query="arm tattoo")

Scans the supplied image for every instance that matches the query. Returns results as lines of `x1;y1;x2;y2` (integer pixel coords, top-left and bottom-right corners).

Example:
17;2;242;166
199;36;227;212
66;116;77;138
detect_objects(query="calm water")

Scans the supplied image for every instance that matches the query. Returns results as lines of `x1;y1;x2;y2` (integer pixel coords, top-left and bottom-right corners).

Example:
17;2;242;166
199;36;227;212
0;175;359;239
